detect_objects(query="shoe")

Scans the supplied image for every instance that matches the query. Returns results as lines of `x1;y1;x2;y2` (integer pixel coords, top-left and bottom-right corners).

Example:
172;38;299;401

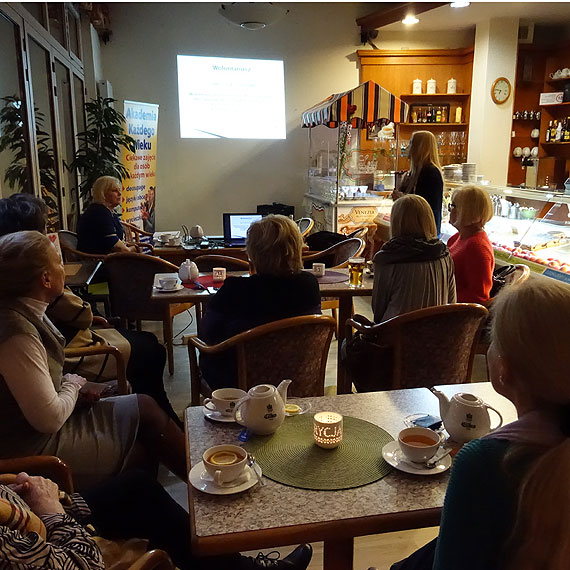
239;544;313;569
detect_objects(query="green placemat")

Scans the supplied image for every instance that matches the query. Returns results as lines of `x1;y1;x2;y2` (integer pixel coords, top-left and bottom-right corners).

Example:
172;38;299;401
243;414;394;490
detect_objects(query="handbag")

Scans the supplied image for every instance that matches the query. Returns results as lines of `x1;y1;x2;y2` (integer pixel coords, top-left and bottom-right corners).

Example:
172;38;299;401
490;264;517;297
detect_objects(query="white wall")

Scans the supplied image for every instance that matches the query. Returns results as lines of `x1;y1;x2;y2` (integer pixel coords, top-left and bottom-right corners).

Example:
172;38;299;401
376;29;475;50
100;2;379;233
468;18;519;185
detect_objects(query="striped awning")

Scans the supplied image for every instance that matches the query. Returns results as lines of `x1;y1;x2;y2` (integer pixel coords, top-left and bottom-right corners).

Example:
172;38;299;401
301;80;408;128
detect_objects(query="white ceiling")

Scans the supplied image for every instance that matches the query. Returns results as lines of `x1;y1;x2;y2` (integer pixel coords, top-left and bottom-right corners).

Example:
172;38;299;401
381;1;570;32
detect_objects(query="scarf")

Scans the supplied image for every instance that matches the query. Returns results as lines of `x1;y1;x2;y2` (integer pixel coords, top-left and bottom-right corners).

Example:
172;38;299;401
374;236;449;266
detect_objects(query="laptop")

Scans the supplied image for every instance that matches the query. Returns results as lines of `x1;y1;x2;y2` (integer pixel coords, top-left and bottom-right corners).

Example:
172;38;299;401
222;213;262;247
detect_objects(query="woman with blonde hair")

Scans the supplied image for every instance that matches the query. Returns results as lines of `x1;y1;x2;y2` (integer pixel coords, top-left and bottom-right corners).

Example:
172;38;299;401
447;184;495;303
200;215;321;389
394;130;444;234
77;176;134;254
388;277;570;570
0;231;187;490
344;195;455;392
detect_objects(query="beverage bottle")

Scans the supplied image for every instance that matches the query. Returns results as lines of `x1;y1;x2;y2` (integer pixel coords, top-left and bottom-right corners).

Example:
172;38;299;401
555;119;563;141
436;109;442;122
546;121;552;142
455;106;462;123
565;118;570;142
551;120;558;141
426;107;433;123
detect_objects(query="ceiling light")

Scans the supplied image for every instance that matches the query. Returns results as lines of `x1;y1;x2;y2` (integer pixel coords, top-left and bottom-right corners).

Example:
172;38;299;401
219;3;289;30
402;15;419;25
450;1;470;7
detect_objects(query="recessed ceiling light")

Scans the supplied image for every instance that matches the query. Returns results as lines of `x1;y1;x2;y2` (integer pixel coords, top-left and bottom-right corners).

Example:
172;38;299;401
450;1;470;7
402;15;419;25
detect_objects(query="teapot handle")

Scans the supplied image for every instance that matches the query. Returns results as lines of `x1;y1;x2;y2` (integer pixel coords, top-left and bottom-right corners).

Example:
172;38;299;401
486;405;503;432
233;397;247;426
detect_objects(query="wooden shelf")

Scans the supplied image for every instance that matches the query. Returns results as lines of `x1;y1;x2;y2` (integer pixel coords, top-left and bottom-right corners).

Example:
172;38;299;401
540;102;570;108
400;122;468;127
546;77;570;86
400;93;470;98
541;141;570;145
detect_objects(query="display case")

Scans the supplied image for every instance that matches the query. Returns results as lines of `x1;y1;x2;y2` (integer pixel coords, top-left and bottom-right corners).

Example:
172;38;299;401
441;184;570;284
301;81;408;234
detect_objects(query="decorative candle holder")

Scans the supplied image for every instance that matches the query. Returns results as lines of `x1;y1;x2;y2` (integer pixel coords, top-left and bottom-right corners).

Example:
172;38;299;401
313;412;343;449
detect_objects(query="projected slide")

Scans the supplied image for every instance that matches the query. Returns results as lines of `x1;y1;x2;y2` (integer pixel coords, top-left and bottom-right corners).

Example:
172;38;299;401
177;55;286;139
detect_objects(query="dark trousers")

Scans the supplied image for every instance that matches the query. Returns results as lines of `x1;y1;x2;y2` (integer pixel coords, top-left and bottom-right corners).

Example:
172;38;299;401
118;328;182;427
83;470;241;570
390;538;437;570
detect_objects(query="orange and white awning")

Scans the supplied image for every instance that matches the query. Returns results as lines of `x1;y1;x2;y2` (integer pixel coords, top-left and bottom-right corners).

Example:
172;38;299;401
301;80;408;128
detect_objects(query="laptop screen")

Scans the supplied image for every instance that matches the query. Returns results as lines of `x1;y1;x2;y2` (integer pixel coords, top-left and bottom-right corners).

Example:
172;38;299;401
222;213;262;244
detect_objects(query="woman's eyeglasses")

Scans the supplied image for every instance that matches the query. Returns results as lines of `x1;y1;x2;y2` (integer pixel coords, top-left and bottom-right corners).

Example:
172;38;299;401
448;203;456;212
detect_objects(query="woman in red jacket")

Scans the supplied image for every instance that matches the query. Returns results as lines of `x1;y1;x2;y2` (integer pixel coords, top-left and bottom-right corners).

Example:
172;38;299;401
447;184;494;304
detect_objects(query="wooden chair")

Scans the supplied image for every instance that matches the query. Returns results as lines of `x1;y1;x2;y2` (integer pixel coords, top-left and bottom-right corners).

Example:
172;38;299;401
58;230;107;263
0;456;174;570
187;314;336;405
303;237;365;335
345;303;488;391
296;217;314;238
104;253;193;374
121;221;155;254
302;237;365;269
346;226;368;240
194;255;249;272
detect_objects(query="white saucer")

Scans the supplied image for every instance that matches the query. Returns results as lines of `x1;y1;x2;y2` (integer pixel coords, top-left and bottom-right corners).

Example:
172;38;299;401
189;461;262;495
382;441;452;476
154;283;184;292
285;400;312;416
203;406;236;423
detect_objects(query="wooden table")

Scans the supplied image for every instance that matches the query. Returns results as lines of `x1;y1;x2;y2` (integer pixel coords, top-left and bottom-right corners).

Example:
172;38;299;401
150;270;374;393
185;382;517;570
64;261;102;289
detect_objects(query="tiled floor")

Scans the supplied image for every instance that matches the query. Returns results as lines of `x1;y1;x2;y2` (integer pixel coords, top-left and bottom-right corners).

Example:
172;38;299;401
150;296;486;569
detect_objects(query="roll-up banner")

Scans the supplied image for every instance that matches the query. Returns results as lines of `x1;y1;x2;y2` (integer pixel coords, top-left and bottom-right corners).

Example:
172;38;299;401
121;100;159;231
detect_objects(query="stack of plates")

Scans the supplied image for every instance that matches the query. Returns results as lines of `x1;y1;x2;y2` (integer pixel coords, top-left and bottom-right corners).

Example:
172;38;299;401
462;163;476;183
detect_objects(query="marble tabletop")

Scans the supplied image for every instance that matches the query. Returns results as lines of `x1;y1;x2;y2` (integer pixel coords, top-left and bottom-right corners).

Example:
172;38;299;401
185;382;517;555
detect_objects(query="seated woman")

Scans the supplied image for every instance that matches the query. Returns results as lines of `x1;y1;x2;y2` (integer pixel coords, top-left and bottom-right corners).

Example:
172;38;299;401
76;176;135;254
344;195;455;392
0;231;186;491
389;277;570;570
200;215;321;390
0;194;181;427
447;184;495;304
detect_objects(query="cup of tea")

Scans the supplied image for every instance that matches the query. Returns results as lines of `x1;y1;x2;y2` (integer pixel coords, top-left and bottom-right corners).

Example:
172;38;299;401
348;257;365;288
203;388;247;416
203;444;247;485
168;236;181;246
398;427;441;463
312;262;326;278
159;277;178;290
212;267;227;282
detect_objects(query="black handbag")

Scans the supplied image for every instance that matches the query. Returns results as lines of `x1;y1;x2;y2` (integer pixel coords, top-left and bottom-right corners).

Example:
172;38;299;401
490;264;517;298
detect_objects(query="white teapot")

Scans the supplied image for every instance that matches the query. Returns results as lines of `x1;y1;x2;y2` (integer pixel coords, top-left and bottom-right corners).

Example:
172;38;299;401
233;380;291;435
430;388;503;443
178;259;199;282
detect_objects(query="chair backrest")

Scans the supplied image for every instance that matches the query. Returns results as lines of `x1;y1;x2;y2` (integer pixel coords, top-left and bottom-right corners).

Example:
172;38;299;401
58;230;106;262
104;252;179;321
505;264;530;286
296;217;314;238
303;238;365;269
235;315;335;397
349;303;488;390
346;226;368;240
194;255;249;272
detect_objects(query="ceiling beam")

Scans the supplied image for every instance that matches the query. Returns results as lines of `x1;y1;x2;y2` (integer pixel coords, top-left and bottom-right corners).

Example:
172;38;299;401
357;2;448;32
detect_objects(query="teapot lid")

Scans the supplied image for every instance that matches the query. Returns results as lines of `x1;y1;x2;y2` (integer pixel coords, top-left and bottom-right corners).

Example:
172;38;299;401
454;392;484;406
248;384;276;397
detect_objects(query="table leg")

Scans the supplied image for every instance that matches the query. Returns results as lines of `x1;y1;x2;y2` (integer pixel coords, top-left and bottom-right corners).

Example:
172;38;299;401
324;538;354;570
336;296;353;394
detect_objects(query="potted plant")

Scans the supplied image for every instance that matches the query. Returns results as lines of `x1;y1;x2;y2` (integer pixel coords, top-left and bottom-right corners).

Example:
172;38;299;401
69;96;136;202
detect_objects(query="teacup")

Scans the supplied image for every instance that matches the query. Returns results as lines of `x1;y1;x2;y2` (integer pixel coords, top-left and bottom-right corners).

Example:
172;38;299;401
167;236;181;246
203;444;247;485
550;69;563;79
398;427;441;463
312;262;326;278
562;68;570;78
212;267;227;282
203;388;247;416
159;277;178;290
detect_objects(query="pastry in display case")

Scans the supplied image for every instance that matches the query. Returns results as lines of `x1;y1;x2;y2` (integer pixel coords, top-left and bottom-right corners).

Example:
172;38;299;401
301;81;408;234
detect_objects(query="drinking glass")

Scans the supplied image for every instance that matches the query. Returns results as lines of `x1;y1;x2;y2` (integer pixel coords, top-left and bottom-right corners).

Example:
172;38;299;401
348;257;365;288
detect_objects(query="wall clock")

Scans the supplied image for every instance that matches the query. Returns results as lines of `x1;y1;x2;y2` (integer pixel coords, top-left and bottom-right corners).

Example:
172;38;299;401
491;77;512;104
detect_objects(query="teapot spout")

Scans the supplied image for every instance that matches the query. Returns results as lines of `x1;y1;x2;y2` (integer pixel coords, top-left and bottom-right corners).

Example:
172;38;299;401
429;387;450;421
276;379;292;405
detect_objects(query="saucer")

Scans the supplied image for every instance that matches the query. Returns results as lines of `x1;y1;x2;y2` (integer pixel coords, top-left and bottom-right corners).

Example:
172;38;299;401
382;441;452;476
203;406;236;423
154;283;184;292
284;400;312;416
189;461;261;495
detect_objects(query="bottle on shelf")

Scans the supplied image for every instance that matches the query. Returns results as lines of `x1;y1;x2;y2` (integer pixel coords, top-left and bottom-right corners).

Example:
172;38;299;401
436;108;442;122
551;120;558;141
441;107;448;122
455;106;462;123
426;106;433;123
564;117;570;142
555;119;563;142
411;109;418;123
546;120;552;142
